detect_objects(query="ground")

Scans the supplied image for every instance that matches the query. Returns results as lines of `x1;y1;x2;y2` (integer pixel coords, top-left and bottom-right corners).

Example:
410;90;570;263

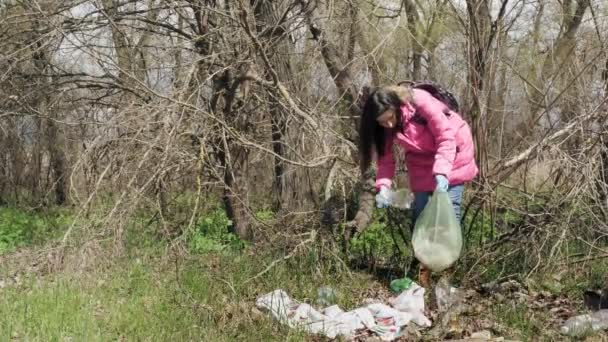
0;205;606;341
0;240;605;342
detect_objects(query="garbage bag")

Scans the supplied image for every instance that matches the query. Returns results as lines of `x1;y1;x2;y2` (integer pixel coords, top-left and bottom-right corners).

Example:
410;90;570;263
411;191;462;272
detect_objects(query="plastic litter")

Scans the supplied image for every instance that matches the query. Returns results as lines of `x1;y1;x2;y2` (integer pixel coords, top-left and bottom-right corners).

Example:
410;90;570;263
323;305;344;318
256;283;431;341
560;309;608;337
366;303;412;340
411;191;462;272
435;278;463;313
317;286;338;307
390;277;413;293
255;289;362;339
377;188;413;209
367;303;413;326
389;188;413;209
390;283;432;327
470;330;493;339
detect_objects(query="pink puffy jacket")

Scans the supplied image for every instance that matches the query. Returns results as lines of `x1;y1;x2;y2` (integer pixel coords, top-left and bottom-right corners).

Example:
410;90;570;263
376;88;478;193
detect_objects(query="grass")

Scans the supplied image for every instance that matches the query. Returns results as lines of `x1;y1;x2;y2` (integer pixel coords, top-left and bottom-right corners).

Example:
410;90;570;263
0;206;72;254
0;234;380;341
4;243;589;341
492;302;542;341
2;203;608;341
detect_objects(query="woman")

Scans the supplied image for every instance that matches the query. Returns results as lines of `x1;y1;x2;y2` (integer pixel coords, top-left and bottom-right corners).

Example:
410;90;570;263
359;83;478;287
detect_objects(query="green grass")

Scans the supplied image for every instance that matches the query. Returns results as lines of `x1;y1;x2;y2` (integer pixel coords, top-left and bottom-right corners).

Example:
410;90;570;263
2;203;607;341
0;207;72;254
187;207;245;253
492;303;542;341
0;236;378;341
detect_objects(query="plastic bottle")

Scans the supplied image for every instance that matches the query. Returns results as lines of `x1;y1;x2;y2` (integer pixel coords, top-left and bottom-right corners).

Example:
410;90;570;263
390;189;413;209
317;286;337;307
390;277;413;293
377;188;412;209
561;310;608;336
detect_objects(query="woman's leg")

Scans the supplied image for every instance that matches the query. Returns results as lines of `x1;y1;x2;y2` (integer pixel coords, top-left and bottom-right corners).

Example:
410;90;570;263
411;191;431;228
447;184;464;222
407;191;431;284
410;184;463;228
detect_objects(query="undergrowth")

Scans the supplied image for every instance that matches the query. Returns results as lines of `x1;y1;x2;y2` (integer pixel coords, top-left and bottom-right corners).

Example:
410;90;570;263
187;207;248;253
0;207;72;254
0;220;375;341
1;192;607;340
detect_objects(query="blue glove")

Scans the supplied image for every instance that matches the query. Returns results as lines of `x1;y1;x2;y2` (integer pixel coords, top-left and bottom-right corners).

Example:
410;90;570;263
435;175;449;192
375;187;392;208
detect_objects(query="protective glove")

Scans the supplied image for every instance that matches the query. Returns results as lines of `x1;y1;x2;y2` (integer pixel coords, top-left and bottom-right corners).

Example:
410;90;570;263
435;174;449;193
375;187;392;208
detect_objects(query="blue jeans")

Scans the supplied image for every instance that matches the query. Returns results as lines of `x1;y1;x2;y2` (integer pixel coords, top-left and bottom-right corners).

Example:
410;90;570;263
411;184;464;225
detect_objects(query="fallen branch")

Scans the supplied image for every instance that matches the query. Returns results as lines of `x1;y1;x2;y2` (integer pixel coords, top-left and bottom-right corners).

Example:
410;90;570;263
344;174;376;238
494;98;608;181
562;253;608;266
242;230;317;285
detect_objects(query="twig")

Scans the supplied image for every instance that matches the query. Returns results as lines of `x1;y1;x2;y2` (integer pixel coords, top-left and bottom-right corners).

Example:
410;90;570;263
237;4;320;131
217;276;238;296
325;243;353;279
242;230;317;285
562;254;608;266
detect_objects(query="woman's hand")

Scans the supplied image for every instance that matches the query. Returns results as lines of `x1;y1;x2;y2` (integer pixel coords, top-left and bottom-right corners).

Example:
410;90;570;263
435;175;449;192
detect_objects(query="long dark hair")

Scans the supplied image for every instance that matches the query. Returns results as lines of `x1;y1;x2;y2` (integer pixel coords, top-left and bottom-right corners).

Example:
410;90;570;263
359;87;405;175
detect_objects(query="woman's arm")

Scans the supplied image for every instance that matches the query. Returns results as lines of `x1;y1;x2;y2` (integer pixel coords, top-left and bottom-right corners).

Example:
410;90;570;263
375;132;395;191
411;88;457;177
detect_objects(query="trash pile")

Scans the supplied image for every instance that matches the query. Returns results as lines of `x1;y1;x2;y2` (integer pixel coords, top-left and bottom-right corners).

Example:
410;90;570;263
255;282;431;341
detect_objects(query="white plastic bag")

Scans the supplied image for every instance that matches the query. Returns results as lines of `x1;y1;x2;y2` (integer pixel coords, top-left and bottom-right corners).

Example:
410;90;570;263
256;289;377;340
256;286;432;341
411;191;462;272
390;284;432;327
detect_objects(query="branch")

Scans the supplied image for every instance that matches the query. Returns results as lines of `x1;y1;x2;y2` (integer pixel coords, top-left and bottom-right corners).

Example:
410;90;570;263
484;0;509;54
344;174;376;236
238;4;319;130
131;15;193;40
297;0;358;111
241;230;316;285
495;98;608;180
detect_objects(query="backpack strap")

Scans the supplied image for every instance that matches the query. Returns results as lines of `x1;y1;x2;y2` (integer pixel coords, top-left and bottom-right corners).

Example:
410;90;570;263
397;80;459;125
397;80;460;112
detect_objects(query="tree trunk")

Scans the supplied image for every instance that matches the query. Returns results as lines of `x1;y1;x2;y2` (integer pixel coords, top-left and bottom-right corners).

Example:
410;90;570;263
252;0;296;211
31;22;67;205
222;95;254;240
101;0;157;89
299;0;371;232
197;2;254;241
403;0;422;79
47;119;67;205
596;52;608;211
464;0;508;182
526;0;589;132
